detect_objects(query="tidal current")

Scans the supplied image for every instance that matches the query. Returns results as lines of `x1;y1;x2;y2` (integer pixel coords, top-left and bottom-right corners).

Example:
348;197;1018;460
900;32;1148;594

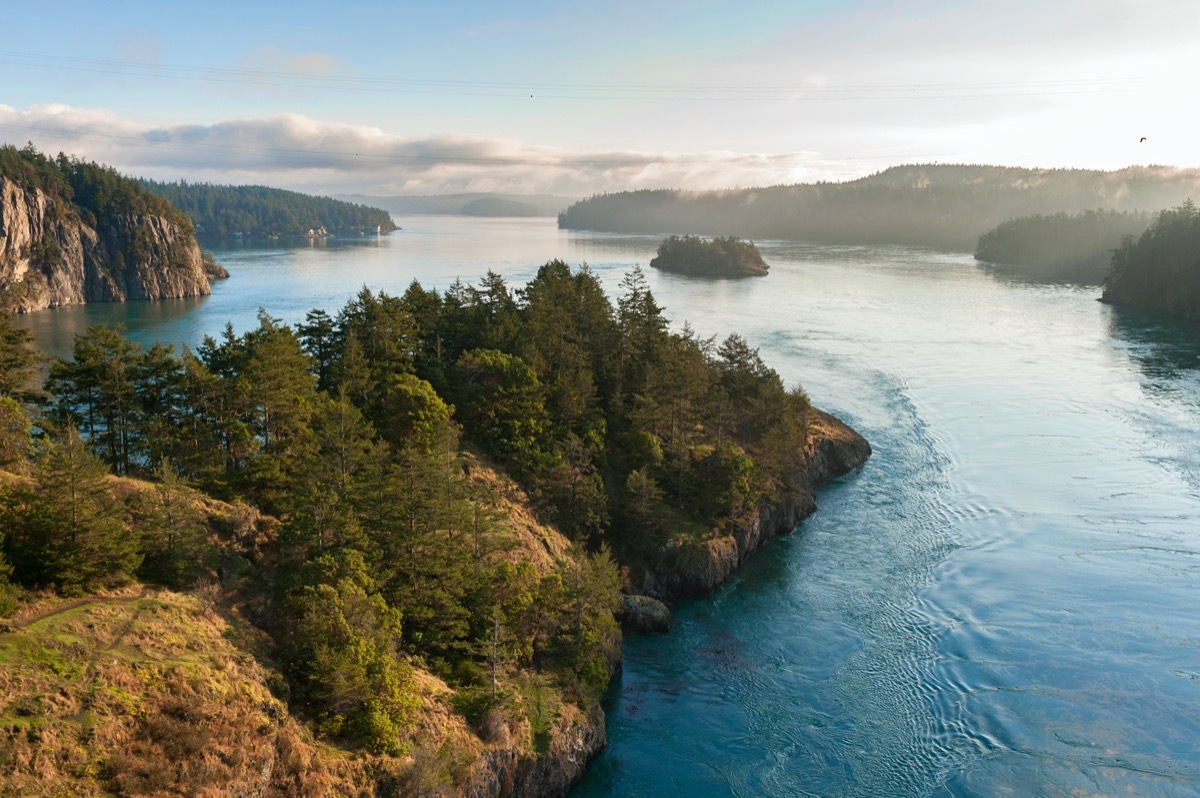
18;217;1200;796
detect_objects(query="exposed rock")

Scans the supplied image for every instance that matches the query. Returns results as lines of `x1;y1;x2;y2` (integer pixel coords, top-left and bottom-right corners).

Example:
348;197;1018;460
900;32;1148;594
618;593;673;634
464;703;606;798
0;176;214;312
649;407;870;599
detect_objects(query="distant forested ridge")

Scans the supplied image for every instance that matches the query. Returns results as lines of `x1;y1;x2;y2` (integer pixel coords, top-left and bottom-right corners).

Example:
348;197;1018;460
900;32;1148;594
1102;200;1200;320
558;164;1200;251
975;209;1153;284
650;235;768;277
342;192;575;217
140;180;399;238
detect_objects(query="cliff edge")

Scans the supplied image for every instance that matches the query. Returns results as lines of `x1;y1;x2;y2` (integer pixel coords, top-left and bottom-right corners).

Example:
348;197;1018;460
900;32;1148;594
648;408;870;599
0;176;213;312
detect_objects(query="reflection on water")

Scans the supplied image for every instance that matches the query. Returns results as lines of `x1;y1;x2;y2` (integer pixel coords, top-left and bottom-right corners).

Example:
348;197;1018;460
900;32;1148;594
12;217;1200;796
1106;303;1200;386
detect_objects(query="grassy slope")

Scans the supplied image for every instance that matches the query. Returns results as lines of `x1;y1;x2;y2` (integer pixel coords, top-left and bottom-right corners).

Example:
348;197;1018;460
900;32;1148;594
0;457;588;797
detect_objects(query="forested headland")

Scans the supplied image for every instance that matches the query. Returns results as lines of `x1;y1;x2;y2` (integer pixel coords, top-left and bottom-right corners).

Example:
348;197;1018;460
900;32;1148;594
0;145;220;312
1102;200;1200;320
975;209;1153;284
140;180;399;238
0;261;867;795
558;164;1200;251
650;235;769;277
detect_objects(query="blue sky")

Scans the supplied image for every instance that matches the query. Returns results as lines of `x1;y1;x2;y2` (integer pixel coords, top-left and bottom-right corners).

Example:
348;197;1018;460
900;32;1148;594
2;0;1196;194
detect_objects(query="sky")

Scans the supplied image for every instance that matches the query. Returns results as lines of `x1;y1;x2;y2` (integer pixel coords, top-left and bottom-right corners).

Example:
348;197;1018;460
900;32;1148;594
1;0;1196;196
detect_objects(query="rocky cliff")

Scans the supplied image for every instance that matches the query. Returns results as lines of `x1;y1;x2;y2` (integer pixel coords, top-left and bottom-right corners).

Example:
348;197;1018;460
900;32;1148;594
648;408;871;599
0;177;213;312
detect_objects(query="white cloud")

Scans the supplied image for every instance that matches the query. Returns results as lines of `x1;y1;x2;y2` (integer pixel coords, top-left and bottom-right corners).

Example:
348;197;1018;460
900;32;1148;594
0;105;845;194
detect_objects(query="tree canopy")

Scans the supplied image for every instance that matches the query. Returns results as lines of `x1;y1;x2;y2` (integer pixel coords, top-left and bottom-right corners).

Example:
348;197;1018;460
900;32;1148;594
1102;199;1200;320
140;180;399;238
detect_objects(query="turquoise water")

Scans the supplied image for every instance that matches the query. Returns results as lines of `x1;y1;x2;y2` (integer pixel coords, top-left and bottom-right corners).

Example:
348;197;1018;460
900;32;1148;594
17;218;1200;795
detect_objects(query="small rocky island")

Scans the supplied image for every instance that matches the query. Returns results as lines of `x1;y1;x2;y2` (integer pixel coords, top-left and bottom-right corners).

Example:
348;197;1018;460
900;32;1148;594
649;234;769;277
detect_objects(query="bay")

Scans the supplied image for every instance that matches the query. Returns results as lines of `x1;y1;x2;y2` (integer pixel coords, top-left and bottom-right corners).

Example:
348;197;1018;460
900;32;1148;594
17;216;1200;795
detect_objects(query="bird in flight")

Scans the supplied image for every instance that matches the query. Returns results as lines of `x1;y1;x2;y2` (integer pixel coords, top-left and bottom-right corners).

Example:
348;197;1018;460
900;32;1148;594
1140;137;1147;142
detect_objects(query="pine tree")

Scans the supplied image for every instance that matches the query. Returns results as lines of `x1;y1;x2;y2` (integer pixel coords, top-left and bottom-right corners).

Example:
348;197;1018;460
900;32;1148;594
2;428;140;594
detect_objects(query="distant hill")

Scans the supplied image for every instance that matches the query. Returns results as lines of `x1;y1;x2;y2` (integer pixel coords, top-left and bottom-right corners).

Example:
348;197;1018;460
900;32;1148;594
462;197;542;217
342;192;576;217
975;209;1154;284
558;164;1200;251
141;180;398;238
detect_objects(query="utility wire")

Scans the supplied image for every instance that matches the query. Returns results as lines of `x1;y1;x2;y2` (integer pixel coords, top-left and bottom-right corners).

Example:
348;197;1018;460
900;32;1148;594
0;49;1139;101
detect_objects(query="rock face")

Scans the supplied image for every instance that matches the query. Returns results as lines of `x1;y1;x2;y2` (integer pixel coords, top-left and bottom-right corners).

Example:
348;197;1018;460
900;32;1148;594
0;177;212;312
649;408;871;599
465;704;607;798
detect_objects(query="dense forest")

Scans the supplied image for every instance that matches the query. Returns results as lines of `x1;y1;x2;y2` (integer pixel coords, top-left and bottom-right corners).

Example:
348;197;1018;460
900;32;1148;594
0;260;827;793
558;164;1200;250
1102;200;1200;320
650;235;768;277
140;180;399;238
975;209;1153;283
0;144;193;232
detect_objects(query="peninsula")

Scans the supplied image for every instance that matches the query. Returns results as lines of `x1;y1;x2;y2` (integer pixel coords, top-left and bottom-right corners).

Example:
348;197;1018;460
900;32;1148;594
0;259;868;796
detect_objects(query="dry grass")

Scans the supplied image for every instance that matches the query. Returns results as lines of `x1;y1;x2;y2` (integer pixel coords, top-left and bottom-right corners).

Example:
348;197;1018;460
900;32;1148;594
461;451;572;571
0;587;372;796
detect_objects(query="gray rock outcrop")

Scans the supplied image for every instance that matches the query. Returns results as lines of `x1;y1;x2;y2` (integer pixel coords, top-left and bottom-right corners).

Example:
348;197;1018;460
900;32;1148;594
0;177;213;312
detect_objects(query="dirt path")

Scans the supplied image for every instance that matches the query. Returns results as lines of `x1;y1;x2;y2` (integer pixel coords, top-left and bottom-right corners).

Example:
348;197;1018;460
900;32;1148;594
10;588;149;632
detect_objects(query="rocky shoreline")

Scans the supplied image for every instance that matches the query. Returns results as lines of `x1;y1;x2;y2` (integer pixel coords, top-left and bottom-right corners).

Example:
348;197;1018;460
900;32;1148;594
646;408;871;600
493;407;869;797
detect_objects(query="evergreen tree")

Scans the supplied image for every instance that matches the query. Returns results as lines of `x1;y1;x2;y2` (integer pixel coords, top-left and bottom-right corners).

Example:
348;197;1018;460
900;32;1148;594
1;427;140;593
0;315;42;401
284;549;417;755
47;324;142;475
136;459;210;587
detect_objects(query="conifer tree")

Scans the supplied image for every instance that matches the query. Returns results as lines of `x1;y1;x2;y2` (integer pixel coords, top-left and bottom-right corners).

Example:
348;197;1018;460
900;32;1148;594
2;427;140;593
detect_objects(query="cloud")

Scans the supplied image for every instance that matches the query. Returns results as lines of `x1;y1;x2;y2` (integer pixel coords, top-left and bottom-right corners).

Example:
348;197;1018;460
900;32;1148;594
0;105;850;195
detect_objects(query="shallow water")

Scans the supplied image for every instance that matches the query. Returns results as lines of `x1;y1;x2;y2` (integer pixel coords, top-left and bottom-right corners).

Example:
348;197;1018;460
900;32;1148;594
18;217;1200;796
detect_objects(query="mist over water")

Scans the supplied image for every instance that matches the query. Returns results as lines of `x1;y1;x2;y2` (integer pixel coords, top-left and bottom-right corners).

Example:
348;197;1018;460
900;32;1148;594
19;217;1200;796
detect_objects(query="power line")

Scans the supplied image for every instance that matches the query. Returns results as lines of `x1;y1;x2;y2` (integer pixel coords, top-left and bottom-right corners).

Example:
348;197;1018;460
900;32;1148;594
0;121;816;168
0;49;1140;101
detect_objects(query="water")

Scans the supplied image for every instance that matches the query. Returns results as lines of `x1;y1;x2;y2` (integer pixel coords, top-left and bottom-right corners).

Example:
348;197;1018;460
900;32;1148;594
16;218;1200;795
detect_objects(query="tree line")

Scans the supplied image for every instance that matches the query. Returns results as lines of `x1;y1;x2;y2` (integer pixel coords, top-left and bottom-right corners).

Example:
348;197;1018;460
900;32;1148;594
975;209;1153;283
140;180;399;238
0;143;193;231
1102;199;1200;320
0;260;812;758
558;164;1200;250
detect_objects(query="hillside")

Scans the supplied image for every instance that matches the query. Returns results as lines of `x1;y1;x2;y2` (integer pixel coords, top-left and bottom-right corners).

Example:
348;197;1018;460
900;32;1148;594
558;164;1200;251
975;209;1154;284
0;462;606;797
0;145;217;312
343;193;575;217
141;180;399;238
0;258;870;795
